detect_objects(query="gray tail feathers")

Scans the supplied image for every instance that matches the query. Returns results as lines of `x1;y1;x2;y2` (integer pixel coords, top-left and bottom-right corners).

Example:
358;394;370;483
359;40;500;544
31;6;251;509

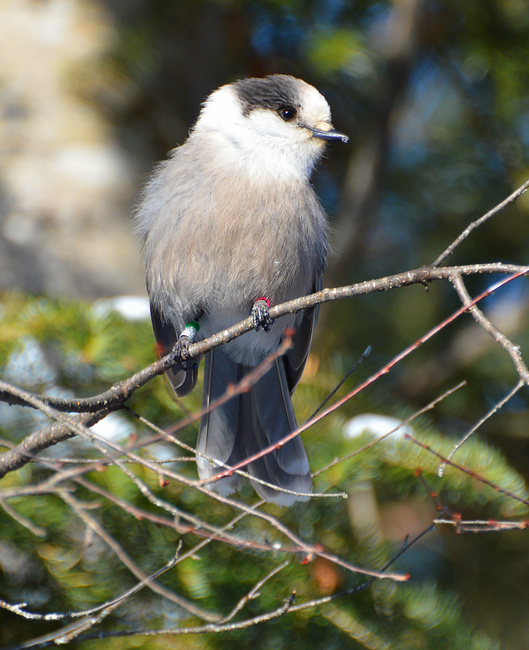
197;348;312;506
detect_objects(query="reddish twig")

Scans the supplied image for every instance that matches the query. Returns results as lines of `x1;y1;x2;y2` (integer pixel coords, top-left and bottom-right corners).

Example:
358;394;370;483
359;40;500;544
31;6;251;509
199;268;529;489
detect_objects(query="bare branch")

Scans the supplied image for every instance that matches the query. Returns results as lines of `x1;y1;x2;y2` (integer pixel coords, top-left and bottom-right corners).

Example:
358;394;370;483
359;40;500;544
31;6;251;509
433;178;529;266
312;380;467;479
0;263;525;421
0;497;47;537
438;381;524;477
217;560;290;625
434;518;529;533
198;268;528;489
406;434;529;507
0;337;292;479
58;489;219;622
451;274;529;384
72;525;434;644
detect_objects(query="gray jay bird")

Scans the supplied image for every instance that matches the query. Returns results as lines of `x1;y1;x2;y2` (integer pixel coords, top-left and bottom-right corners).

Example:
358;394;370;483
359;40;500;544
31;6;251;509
135;74;347;506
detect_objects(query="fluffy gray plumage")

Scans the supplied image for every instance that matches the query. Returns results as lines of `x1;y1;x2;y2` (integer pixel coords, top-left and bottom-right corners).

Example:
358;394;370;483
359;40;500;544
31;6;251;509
135;74;346;505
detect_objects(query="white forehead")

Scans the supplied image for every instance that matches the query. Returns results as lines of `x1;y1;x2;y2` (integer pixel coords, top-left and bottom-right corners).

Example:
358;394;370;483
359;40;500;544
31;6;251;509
296;79;332;123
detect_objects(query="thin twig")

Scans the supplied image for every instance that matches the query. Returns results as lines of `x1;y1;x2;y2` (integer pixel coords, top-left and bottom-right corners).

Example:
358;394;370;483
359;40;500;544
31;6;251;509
58;489;219;621
406;434;529;507
451;274;529;383
306;346;371;421
216;560;290;625
36;456;195;464
438;381;524;477
134;409;347;501
433;178;529;266
0;497;47;537
200;268;529;488
72;525;434;644
434;518;529;533
0;544;182;623
3;417;399;581
312;380;466;479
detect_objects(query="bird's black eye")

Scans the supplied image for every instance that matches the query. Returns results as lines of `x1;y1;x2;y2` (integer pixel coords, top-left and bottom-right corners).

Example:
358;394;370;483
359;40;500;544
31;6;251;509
279;106;297;122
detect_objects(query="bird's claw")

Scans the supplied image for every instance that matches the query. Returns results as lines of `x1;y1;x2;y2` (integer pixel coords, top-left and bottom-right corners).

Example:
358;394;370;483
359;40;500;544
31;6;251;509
170;322;200;369
169;335;191;368
252;298;273;332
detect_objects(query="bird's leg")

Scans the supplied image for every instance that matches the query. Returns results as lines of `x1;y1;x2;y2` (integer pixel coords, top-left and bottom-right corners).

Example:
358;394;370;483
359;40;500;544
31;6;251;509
170;320;200;368
252;297;273;332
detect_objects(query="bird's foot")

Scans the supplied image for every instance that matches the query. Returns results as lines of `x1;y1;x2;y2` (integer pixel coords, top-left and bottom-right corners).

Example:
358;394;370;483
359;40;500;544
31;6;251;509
252;297;273;332
170;321;200;368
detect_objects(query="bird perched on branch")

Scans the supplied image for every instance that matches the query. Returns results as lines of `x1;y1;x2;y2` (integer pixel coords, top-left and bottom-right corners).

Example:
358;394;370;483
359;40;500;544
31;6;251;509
135;74;347;505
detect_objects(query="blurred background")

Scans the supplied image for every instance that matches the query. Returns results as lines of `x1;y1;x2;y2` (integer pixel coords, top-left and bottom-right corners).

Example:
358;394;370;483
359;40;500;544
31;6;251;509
2;0;529;647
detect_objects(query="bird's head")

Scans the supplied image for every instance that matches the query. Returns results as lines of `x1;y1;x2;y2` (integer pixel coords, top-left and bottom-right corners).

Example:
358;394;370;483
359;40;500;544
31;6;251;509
194;74;348;180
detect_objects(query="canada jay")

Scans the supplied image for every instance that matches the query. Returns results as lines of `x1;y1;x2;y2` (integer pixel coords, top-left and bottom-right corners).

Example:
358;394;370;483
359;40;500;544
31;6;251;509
135;75;347;505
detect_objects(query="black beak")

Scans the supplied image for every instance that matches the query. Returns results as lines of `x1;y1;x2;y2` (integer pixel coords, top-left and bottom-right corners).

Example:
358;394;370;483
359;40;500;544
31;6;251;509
311;127;349;144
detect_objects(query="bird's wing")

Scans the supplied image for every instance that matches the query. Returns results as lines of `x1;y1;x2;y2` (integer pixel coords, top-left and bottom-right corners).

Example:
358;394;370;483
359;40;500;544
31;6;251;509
283;276;322;394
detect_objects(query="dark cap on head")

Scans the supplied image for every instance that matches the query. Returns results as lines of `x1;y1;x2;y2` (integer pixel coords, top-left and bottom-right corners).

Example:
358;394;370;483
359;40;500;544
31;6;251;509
232;75;302;116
